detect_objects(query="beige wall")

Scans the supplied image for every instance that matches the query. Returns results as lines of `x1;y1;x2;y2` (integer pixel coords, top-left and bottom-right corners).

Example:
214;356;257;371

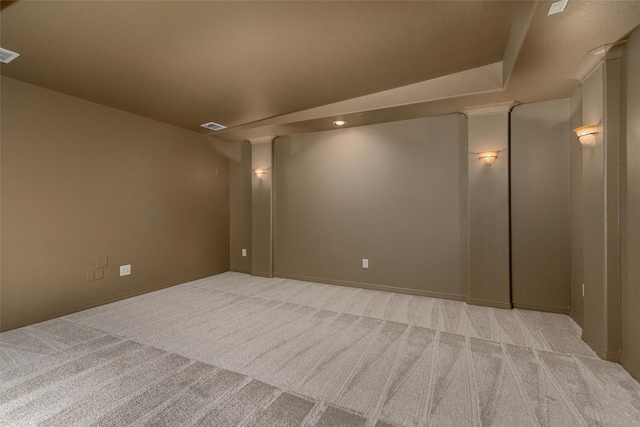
579;59;622;361
466;108;511;309
251;141;274;277
229;141;252;273
510;99;570;313
621;28;640;381
569;86;585;327
0;77;230;331
579;64;608;356
273;114;468;298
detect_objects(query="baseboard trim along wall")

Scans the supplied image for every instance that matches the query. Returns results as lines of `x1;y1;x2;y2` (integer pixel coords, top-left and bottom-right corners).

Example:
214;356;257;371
0;269;229;333
251;271;274;278
599;350;622;363
466;298;513;310
621;357;640;382
512;302;571;314
275;273;467;301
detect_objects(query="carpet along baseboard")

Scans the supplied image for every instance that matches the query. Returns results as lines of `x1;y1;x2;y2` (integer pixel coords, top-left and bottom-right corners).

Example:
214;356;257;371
512;302;570;314
597;350;622;363
274;272;466;301
0;268;230;333
621;356;640;382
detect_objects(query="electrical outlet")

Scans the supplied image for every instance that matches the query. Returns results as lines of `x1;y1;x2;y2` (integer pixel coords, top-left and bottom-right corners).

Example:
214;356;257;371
362;259;369;269
242;249;247;257
95;269;104;280
86;270;95;282
120;264;131;276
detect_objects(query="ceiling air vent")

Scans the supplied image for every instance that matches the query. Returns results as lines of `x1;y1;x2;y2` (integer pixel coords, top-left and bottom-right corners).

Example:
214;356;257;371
200;121;227;131
0;47;20;64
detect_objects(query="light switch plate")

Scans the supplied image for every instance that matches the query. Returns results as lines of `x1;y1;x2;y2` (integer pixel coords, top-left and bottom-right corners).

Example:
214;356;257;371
362;259;369;269
242;249;247;257
95;269;104;280
96;257;108;268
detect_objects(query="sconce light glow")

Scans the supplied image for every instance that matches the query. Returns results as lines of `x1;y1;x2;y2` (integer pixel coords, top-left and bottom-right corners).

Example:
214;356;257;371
254;168;267;177
574;125;598;148
333;120;347;126
477;151;499;166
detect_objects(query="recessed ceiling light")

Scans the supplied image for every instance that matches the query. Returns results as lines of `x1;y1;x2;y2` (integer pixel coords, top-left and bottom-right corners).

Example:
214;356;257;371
333;120;347;126
200;121;227;131
0;47;20;64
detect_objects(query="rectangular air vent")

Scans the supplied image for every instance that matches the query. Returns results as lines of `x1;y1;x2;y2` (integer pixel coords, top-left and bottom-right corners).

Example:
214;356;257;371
0;47;20;64
200;121;227;131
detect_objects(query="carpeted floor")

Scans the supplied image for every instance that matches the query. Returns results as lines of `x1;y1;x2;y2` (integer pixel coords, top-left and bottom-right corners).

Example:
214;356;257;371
2;272;640;426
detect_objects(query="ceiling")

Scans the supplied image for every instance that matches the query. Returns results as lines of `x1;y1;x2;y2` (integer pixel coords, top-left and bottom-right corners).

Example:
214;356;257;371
1;1;639;142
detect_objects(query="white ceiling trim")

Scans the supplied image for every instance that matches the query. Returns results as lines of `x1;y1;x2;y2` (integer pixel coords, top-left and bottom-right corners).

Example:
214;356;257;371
569;41;627;84
502;0;538;87
223;62;505;138
463;101;519;117
248;136;276;145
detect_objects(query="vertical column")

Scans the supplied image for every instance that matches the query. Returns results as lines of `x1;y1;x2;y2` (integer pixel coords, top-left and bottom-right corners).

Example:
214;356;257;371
465;102;515;309
250;136;275;277
580;45;623;361
229;141;252;273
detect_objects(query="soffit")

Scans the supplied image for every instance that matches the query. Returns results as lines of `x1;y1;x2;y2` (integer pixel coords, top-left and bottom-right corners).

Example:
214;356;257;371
2;1;516;130
1;1;639;143
1;1;515;134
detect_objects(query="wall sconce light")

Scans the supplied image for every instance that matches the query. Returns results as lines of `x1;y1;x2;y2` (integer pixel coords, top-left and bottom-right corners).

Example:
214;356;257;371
574;125;598;148
477;151;499;166
253;167;270;178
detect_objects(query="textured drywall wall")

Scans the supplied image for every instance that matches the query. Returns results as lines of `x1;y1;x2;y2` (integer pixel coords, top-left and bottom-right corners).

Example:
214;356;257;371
569;87;585;327
580;64;607;356
0;77;230;331
510;99;570;313
251;141;274;277
620;28;640;381
466;110;511;308
579;56;622;361
274;114;468;298
229;141;252;273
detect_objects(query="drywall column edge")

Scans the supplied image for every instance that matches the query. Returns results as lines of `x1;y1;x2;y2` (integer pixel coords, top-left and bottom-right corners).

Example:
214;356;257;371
620;27;640;381
580;45;623;362
229;141;252;273
466;102;515;309
603;48;622;361
250;137;275;277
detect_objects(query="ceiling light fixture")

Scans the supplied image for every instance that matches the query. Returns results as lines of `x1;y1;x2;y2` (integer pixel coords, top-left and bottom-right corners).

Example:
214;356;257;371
574;124;598;148
333;120;347;126
478;151;500;166
0;47;20;64
200;121;227;131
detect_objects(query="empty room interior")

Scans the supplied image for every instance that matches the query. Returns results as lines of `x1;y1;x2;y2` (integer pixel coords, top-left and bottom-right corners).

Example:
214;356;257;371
2;1;640;426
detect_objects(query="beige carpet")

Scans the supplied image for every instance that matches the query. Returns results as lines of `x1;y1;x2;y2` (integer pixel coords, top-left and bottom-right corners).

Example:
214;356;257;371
2;272;640;426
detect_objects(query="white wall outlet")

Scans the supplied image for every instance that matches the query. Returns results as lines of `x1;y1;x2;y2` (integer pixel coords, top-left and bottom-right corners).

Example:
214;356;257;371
582;283;585;297
242;249;247;257
120;264;131;276
362;259;369;269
